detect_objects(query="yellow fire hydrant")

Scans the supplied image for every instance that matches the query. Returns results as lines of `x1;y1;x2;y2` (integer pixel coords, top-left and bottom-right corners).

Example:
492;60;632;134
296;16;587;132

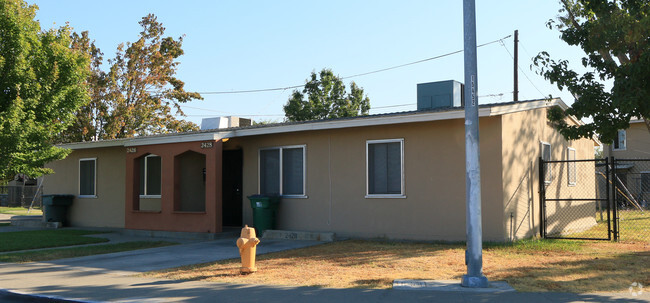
236;225;260;274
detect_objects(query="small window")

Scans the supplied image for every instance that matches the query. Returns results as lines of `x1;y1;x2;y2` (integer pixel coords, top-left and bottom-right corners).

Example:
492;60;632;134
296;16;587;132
79;158;96;197
541;142;552;184
140;155;161;197
367;139;404;197
567;147;577;186
259;146;305;197
614;130;626;150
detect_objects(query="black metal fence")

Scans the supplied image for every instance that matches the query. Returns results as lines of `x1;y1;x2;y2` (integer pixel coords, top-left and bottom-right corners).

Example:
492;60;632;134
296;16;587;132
540;157;650;243
612;159;650;243
540;158;612;240
0;186;42;209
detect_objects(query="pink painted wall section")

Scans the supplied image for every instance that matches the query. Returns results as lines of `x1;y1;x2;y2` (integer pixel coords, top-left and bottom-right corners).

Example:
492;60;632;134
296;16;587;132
125;140;223;233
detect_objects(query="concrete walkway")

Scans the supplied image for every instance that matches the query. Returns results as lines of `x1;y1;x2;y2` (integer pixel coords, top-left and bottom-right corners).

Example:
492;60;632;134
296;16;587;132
0;228;647;302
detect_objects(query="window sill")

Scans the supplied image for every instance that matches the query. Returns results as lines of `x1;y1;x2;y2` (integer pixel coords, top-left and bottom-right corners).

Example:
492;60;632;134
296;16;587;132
173;211;207;214
78;195;97;199
132;210;162;214
281;195;308;199
612;148;626;151
365;194;406;199
139;195;161;199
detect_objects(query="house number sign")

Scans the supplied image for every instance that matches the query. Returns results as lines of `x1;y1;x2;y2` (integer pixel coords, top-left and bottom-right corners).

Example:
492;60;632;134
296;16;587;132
201;142;213;149
126;147;137;153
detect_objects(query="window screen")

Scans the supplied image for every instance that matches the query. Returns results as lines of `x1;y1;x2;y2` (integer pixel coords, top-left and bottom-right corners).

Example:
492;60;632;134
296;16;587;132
79;159;96;196
614;130;626;150
568;148;576;185
259;147;305;196
260;149;280;195
140;155;161;196
368;140;403;195
282;148;304;195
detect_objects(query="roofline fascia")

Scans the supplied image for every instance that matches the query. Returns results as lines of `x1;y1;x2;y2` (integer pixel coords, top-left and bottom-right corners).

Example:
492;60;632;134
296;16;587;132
57;98;566;149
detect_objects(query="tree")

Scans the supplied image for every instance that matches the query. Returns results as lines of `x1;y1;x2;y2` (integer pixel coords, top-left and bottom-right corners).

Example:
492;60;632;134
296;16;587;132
534;0;650;144
0;0;90;182
58;31;108;143
60;14;202;141
284;69;370;122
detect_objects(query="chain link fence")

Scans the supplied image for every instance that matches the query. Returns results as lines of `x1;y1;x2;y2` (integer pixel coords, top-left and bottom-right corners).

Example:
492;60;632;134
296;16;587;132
541;159;611;240
613;159;650;243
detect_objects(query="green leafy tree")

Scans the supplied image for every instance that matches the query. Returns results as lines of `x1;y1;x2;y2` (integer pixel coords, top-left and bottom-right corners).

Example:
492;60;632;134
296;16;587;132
0;0;90;182
284;69;370;122
534;0;650;144
58;31;108;143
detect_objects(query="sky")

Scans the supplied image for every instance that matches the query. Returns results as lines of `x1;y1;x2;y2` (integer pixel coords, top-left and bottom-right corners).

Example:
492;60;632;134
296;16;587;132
29;1;589;125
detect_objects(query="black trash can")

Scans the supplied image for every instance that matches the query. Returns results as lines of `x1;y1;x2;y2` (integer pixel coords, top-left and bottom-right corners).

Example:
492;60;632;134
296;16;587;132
247;194;280;236
43;194;74;226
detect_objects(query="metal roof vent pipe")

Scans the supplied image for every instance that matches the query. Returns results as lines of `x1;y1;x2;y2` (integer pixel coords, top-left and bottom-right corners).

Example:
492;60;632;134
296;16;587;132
416;80;465;111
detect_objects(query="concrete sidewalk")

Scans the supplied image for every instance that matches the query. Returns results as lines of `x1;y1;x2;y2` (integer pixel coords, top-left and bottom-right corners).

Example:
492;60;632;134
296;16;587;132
0;230;646;302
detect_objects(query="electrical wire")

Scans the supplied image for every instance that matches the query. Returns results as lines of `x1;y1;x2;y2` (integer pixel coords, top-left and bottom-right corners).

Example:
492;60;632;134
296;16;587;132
499;40;548;98
196;34;512;95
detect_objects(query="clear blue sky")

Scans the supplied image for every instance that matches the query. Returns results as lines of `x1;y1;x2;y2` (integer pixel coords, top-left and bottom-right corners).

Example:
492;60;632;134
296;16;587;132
30;1;587;125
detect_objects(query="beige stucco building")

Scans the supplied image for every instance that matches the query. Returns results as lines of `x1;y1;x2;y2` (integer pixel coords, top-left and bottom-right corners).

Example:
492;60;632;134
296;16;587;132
44;98;597;241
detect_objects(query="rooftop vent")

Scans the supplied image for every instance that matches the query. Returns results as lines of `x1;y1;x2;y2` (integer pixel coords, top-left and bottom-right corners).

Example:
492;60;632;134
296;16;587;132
417;80;464;111
200;116;251;130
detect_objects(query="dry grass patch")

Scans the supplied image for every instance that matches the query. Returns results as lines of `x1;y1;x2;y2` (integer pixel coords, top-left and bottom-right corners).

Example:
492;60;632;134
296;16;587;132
147;239;648;292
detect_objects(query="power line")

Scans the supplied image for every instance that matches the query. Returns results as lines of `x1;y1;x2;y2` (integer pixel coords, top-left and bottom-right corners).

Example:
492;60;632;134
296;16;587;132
499;40;547;98
196;34;512;95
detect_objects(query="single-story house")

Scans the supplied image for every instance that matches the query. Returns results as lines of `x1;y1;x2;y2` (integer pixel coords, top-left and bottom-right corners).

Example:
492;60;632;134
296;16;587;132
44;83;597;241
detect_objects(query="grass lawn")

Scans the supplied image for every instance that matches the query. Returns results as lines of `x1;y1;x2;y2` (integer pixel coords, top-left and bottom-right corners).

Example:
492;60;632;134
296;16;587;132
553;210;649;243
0;229;108;252
0;206;42;216
0;241;176;263
146;239;649;293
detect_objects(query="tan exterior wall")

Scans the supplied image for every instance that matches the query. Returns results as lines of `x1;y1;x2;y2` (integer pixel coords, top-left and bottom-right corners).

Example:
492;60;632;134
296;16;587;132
44;147;126;228
501;108;597;240
226;116;504;241
605;122;650;159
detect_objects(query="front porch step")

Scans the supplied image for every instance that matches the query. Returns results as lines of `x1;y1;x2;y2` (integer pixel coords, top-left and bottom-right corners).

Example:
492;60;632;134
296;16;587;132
10;216;61;229
262;230;335;242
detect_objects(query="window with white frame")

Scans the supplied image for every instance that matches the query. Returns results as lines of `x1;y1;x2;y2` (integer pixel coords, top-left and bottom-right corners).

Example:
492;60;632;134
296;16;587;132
567;147;577;186
541;142;552;184
367;139;404;197
79;158;96;197
614;130;626;150
140;154;161;197
259;146;305;196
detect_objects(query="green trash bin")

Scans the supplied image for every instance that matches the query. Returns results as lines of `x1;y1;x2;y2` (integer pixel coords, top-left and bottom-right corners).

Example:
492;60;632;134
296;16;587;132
247;194;280;236
43;194;74;226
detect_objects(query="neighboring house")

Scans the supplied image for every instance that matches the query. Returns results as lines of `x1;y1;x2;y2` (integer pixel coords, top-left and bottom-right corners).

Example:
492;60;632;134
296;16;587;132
43;84;597;241
604;119;650;207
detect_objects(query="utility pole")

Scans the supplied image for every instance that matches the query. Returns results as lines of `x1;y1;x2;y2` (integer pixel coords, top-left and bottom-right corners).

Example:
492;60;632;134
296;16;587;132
461;0;488;288
513;30;519;102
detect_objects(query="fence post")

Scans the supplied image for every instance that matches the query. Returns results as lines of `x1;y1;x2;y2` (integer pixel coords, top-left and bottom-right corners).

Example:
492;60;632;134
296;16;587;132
611;156;619;241
539;157;546;238
605;157;611;241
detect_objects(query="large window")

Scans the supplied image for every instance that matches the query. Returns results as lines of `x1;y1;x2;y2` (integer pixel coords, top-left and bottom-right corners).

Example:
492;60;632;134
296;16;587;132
79;158;96;197
614;130;626;150
541;142;552;184
259;146;305;197
367;139;404;197
140;154;161;197
567;147;577;186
